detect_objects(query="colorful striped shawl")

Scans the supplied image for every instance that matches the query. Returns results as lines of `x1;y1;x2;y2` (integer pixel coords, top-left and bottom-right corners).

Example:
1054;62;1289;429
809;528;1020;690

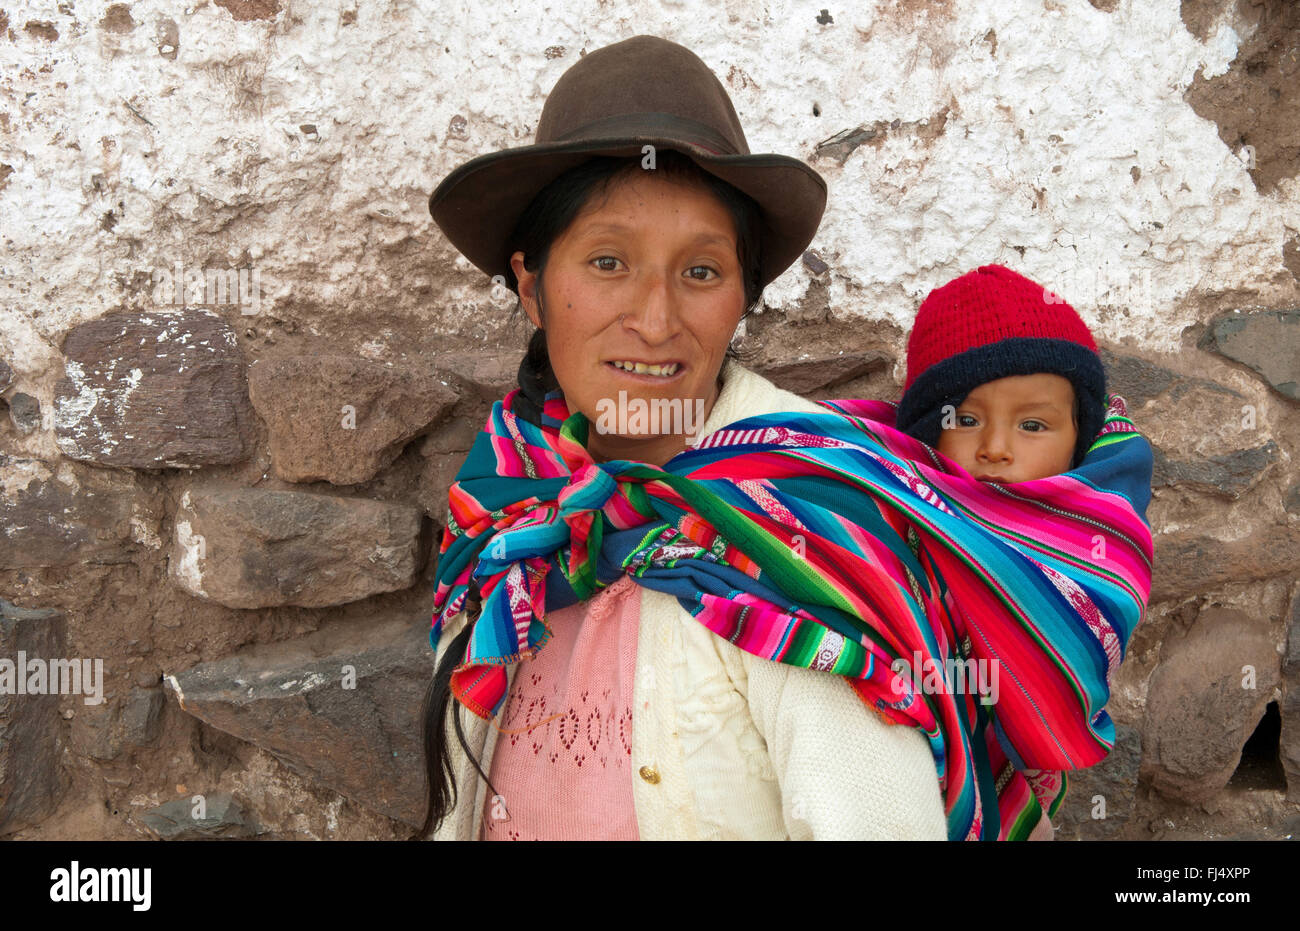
429;389;1153;841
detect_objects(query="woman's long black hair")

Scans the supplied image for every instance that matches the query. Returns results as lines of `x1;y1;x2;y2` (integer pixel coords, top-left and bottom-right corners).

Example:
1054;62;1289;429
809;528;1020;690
413;151;766;839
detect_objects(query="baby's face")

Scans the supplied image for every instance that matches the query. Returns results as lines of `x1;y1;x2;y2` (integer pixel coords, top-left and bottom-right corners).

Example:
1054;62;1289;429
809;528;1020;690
936;373;1078;483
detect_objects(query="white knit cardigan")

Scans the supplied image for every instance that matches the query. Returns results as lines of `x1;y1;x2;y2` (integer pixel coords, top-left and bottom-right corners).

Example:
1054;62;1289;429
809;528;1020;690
431;359;949;841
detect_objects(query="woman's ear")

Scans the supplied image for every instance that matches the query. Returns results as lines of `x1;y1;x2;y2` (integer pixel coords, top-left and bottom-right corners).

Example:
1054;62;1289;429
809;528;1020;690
510;251;543;329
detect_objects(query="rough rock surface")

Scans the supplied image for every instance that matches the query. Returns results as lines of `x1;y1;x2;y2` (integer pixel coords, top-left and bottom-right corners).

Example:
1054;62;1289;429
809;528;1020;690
163;611;435;826
1282;591;1300;803
247;355;458;485
0;599;70;834
1055;723;1141;839
7;393;40;434
53;310;257;469
140;792;262;840
72;686;166;762
1142;606;1282;804
0;458;148;569
168;486;429;609
1203;309;1300;400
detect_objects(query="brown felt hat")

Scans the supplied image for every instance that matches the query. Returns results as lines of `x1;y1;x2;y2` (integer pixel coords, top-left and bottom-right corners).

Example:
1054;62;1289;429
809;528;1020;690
427;35;827;291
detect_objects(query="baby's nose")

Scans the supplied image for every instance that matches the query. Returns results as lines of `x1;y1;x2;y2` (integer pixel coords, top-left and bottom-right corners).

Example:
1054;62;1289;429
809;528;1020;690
978;432;1013;462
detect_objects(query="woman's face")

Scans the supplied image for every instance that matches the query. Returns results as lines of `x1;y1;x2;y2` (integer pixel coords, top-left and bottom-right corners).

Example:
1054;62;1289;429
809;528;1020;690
511;170;747;466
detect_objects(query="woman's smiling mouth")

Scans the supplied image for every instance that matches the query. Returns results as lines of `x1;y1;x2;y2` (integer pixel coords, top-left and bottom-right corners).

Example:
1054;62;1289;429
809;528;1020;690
606;360;683;378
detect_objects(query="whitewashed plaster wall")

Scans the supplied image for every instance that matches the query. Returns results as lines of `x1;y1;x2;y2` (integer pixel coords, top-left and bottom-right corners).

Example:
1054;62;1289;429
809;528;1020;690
1;0;1296;417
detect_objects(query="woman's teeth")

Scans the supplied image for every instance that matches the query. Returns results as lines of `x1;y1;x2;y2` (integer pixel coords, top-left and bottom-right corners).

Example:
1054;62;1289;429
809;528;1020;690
610;360;679;376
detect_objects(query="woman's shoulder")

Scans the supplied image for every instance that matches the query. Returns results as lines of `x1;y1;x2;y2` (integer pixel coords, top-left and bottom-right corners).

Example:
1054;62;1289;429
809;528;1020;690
703;359;823;433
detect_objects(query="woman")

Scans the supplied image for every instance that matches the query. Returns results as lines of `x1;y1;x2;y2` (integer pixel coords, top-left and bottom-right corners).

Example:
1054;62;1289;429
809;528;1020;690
416;36;1153;841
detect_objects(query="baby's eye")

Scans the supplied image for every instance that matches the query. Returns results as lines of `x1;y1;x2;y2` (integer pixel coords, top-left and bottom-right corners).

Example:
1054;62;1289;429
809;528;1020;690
1020;420;1047;432
956;413;979;427
593;256;621;272
685;265;718;281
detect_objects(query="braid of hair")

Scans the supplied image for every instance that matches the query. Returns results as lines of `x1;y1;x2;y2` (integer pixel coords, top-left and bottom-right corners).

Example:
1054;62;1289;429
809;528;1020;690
514;325;555;427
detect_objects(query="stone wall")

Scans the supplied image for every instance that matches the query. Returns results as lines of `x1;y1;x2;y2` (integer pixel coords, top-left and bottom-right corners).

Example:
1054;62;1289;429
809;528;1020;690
0;0;1296;840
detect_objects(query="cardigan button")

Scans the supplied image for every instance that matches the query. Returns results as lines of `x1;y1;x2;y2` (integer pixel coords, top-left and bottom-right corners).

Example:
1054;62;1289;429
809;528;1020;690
638;765;661;784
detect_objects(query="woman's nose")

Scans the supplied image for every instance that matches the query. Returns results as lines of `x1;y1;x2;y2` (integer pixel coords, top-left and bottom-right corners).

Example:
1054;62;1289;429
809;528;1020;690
620;269;680;343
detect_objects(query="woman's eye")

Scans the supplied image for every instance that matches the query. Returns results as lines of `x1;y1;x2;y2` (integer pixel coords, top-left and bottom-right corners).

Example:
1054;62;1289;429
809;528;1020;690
685;265;718;281
1020;420;1046;432
593;256;621;272
957;414;978;427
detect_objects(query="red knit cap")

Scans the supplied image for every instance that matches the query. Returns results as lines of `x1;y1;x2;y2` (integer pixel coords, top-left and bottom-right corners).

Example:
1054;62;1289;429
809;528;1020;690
902;264;1098;392
896;264;1106;468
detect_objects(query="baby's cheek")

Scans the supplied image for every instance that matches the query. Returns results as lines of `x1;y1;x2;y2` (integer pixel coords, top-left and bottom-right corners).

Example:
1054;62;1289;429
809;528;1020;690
1054;427;1078;469
936;433;971;469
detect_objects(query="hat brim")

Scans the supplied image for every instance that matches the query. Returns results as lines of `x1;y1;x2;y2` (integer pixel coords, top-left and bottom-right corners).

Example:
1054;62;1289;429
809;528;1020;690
428;137;827;291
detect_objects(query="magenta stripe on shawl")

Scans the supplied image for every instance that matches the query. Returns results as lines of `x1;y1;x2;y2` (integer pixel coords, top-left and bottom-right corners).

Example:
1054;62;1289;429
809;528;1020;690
947;497;1148;603
693;592;797;659
933;474;1150;590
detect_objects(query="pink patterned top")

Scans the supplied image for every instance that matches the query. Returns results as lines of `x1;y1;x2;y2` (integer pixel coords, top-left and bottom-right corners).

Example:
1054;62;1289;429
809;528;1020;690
479;574;641;840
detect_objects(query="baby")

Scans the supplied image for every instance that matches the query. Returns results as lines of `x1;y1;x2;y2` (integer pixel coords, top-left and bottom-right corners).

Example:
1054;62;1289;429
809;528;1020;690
895;263;1110;840
896;263;1106;484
